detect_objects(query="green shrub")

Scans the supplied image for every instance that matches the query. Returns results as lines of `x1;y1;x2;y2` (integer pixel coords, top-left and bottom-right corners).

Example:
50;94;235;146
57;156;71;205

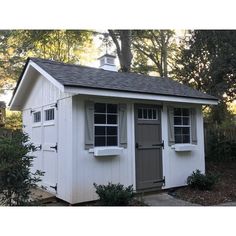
187;169;218;191
0;131;43;206
93;182;134;206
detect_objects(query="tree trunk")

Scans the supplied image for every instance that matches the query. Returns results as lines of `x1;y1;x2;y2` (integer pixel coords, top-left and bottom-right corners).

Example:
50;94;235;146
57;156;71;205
108;30;132;72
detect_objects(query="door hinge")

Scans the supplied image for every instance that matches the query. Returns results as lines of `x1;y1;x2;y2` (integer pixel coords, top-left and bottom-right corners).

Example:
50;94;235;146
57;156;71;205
50;183;57;193
50;143;58;152
151;140;164;149
153;176;165;186
36;144;42;151
51;102;58;109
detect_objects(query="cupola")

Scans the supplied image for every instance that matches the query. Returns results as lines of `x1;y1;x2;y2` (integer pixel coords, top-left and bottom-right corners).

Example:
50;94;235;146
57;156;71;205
98;54;117;72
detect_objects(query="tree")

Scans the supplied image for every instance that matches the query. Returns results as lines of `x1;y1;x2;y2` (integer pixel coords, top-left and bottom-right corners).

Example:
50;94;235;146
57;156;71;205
174;30;236;123
4;110;22;130
0;131;43;206
108;30;133;72
132;30;178;77
0;30;95;94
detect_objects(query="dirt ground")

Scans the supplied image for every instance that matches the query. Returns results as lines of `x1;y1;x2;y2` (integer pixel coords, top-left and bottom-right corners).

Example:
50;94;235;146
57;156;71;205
173;160;236;206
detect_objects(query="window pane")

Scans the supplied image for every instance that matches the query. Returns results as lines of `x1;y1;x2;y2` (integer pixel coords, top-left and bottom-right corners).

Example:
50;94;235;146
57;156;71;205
45;109;54;121
138;109;142;119
34;112;41;123
148;109;152;119
107;115;117;124
174;127;182;135
183;108;190;116
175;135;182;144
95;103;106;113
107;104;117;113
183;127;190;135
174;108;181;116
174;117;181;125
153;110;157;119
183;135;190;143
95;126;105;135
94;114;106;124
107;136;118;146
143;109;147;119
95;136;106;146
183;117;189;125
107;126;117;135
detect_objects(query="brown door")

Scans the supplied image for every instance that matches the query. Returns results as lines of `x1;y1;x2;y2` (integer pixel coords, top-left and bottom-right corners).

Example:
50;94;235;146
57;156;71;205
135;104;163;191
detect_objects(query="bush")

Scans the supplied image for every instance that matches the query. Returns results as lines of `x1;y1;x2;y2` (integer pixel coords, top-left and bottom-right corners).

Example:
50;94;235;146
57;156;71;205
93;182;134;206
0;131;43;206
187;169;218;191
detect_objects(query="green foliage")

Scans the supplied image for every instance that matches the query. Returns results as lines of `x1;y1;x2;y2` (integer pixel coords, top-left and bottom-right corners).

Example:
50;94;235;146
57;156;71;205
174;30;236;123
93;182;134;206
0;131;43;206
132;30;179;77
4;110;22;130
0;30;95;93
205;124;236;161
187;169;218;190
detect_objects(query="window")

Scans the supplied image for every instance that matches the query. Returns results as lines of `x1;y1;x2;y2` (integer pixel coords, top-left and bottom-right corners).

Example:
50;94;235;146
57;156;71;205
100;58;105;66
106;57;114;65
33;111;41;123
94;103;118;147
45;108;54;121
138;108;158;120
174;108;191;144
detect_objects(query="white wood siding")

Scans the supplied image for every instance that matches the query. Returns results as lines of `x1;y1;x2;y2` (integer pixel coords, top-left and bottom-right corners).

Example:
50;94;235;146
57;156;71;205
71;96;136;204
22;73;69;110
22;73;73;202
161;103;205;189
71;97;205;204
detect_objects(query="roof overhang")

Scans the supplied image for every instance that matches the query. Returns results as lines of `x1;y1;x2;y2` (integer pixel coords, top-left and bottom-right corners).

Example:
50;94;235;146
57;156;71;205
9;59;64;110
64;86;218;105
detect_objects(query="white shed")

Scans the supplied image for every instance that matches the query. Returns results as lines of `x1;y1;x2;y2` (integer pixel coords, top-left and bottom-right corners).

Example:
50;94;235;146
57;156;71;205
9;55;218;204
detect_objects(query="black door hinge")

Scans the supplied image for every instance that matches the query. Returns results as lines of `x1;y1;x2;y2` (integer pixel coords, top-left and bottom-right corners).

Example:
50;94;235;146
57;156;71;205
50;143;58;152
50;183;57;192
51;102;58;109
153;176;165;186
151;140;164;149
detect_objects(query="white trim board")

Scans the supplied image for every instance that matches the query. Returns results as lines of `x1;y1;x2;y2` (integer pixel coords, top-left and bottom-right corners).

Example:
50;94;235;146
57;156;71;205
64;86;218;105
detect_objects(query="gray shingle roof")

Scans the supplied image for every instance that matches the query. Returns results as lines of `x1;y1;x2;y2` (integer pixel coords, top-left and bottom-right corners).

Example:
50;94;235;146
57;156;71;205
30;58;217;101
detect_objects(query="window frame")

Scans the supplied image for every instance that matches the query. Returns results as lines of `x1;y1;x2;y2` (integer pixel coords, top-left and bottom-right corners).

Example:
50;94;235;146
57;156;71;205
173;108;191;144
94;103;119;147
43;105;56;126
137;107;158;121
32;109;42;127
